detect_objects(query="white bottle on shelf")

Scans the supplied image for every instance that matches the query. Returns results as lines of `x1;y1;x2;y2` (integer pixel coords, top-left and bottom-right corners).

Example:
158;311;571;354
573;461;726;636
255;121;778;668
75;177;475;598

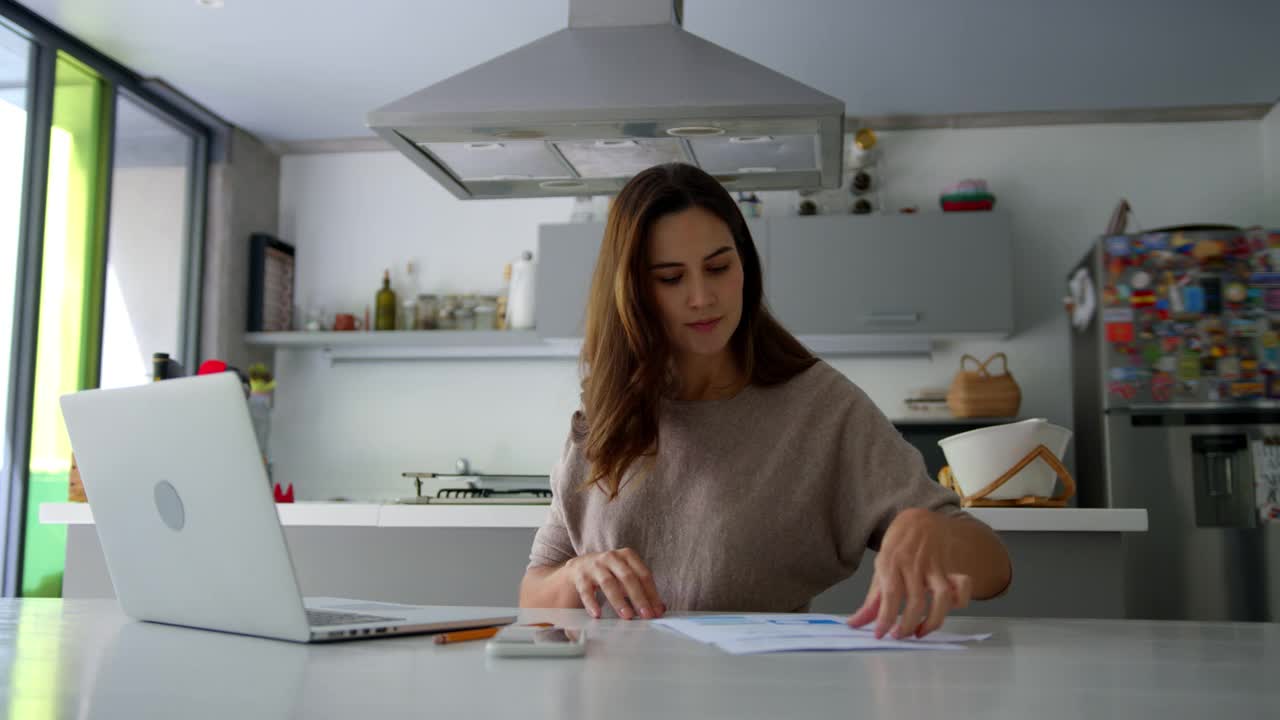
506;251;537;330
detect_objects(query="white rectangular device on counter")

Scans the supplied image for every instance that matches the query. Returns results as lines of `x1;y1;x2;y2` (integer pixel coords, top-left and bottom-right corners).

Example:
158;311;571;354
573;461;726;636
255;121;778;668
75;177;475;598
487;625;587;658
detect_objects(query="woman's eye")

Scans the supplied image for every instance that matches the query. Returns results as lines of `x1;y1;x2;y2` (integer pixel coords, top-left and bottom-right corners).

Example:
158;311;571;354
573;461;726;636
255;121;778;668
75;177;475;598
707;264;730;274
658;275;682;285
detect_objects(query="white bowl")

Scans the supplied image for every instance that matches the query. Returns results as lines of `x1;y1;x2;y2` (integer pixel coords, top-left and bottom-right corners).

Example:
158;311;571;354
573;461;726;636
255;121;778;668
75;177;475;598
937;418;1071;500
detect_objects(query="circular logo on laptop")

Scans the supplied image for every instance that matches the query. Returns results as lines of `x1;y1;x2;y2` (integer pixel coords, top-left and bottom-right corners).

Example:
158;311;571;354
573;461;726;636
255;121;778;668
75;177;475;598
153;480;185;531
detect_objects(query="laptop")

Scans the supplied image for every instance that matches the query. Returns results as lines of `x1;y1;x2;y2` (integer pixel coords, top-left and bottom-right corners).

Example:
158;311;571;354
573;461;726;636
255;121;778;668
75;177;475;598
60;372;517;643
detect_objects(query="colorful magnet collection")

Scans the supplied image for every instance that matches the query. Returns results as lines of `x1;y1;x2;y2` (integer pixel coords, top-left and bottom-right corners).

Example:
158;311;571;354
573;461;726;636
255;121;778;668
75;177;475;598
1101;228;1280;403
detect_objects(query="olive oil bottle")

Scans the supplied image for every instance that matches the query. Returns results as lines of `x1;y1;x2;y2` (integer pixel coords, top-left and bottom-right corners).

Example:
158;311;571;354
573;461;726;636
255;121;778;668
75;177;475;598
375;270;397;330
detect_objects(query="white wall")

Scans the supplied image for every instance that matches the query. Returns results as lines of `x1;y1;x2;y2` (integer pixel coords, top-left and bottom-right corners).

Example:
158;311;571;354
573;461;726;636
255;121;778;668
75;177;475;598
1264;102;1280;227
273;121;1267;501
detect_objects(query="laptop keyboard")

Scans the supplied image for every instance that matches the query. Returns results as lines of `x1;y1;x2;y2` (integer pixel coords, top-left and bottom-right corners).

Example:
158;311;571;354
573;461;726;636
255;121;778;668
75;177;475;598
306;609;403;627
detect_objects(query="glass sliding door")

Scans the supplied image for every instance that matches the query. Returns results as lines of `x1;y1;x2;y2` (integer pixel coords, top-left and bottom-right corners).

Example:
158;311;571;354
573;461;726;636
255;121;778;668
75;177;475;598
20;52;109;598
99;92;194;390
0;21;30;597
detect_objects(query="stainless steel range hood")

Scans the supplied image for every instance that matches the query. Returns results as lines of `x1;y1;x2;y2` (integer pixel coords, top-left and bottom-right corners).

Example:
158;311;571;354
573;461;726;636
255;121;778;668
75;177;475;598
366;0;845;199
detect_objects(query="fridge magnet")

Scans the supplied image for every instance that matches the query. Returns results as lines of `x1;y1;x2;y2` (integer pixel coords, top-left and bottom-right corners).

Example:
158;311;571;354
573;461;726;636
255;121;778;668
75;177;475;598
1192;239;1225;262
1142;343;1163;366
1161;336;1181;353
1230;382;1263;400
1182;285;1206;313
1225;281;1248;307
1177;351;1201;381
1104;308;1135;344
1267;374;1280;399
1151;372;1175;401
1105;235;1131;258
1131;271;1152;290
1108;381;1138;400
1242;358;1260;379
1103;284;1119;306
1117;284;1132;301
1218;356;1242;380
1141;233;1170;252
1108;257;1127;282
1155;355;1178;373
1130;289;1156;308
1265;288;1280;312
1106;321;1134;344
1109;366;1139;382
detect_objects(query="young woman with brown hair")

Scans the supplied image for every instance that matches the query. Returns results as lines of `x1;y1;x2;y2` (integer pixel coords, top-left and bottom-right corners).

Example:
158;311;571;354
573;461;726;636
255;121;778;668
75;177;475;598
520;163;1011;639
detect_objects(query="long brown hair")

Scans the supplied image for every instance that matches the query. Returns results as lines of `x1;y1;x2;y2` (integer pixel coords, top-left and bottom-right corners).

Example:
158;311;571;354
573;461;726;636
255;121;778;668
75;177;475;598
579;162;817;499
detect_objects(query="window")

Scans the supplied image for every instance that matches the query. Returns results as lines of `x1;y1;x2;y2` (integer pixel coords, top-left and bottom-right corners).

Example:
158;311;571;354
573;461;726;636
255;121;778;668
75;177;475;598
22;52;109;598
0;24;29;484
100;93;196;390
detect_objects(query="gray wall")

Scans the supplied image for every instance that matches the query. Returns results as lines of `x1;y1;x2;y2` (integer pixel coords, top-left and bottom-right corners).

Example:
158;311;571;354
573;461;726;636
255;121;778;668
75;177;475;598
201;128;280;371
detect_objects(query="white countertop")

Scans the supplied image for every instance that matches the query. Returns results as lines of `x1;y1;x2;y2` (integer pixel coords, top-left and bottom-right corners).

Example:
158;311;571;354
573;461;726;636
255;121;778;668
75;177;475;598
2;599;1273;719
40;502;1147;532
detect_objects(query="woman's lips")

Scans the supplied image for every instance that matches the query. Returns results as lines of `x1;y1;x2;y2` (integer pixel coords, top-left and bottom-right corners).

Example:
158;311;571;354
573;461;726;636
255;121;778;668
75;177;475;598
686;317;722;333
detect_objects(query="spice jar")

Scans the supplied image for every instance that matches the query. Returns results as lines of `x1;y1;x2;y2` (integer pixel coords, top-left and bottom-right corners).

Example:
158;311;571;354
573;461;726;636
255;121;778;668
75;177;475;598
453;304;476;330
436;295;459;330
398;298;418;331
474;300;497;330
416;294;438;330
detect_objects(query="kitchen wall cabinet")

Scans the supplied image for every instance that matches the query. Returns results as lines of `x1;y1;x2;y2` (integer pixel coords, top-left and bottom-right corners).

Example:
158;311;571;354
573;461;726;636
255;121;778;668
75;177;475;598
536;212;1013;341
765;213;1013;337
536;219;770;338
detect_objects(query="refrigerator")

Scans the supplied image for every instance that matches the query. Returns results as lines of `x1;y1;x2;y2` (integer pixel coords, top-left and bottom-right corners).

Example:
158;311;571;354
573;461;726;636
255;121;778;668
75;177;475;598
1068;227;1280;621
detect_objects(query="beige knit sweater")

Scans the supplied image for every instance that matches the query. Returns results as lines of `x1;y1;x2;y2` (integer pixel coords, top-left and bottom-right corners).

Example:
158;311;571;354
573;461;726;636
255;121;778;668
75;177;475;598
528;360;967;612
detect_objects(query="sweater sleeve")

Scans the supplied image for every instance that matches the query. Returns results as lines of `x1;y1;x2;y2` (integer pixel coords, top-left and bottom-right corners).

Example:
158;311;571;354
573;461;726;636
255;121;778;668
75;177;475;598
526;413;587;569
834;379;968;563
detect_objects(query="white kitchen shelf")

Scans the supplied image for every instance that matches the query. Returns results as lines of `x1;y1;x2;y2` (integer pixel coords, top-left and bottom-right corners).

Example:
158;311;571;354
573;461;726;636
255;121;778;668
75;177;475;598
41;502;1147;532
245;330;581;361
244;331;932;361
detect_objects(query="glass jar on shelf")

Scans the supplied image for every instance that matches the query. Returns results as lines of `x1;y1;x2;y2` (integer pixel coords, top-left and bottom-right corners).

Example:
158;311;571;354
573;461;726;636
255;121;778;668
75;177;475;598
416;294;438;330
398;298;418;331
436;295;459;330
456;294;479;331
474;298;498;330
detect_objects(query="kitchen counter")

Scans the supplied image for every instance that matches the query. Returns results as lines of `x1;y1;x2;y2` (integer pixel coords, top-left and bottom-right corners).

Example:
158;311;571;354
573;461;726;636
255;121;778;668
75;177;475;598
40;502;1147;532
3;599;1276;719
45;503;1146;619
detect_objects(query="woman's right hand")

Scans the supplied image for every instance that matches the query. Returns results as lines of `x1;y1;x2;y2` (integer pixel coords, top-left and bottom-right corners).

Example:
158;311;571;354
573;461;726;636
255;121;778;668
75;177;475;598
561;548;665;620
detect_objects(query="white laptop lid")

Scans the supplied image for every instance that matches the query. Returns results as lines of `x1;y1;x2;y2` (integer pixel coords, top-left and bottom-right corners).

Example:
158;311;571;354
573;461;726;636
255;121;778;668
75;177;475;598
61;373;313;642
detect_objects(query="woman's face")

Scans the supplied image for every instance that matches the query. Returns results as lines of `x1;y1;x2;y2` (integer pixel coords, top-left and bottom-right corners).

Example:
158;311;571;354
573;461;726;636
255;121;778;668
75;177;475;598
645;206;745;359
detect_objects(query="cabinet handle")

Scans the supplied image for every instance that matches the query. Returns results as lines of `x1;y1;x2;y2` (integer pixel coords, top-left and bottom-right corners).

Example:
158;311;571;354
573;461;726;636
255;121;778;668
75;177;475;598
864;312;921;326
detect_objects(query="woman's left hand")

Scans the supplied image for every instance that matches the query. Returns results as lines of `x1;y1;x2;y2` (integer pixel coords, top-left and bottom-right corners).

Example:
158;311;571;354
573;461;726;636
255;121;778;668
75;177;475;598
846;508;973;639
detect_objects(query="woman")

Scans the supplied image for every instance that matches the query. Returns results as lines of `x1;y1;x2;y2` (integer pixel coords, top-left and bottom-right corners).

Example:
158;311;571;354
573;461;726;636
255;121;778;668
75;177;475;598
520;163;1011;639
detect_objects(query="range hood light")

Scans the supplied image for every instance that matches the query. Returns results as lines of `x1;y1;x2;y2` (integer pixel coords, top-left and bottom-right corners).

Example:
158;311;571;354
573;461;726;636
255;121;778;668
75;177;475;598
466;142;505;151
495;130;546;140
729;136;774;144
737;166;777;174
595;139;639;149
666;126;726;138
540;180;588;190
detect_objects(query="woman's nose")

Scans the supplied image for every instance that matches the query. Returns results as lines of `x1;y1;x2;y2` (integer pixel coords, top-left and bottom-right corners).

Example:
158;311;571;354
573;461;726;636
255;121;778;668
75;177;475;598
687;274;715;309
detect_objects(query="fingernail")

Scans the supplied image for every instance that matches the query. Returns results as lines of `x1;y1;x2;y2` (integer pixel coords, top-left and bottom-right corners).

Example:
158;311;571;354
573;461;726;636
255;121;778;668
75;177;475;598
639;607;653;619
620;608;632;620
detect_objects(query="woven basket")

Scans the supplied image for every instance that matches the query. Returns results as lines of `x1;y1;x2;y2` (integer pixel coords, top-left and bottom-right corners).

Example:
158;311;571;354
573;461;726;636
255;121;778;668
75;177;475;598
947;353;1022;418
